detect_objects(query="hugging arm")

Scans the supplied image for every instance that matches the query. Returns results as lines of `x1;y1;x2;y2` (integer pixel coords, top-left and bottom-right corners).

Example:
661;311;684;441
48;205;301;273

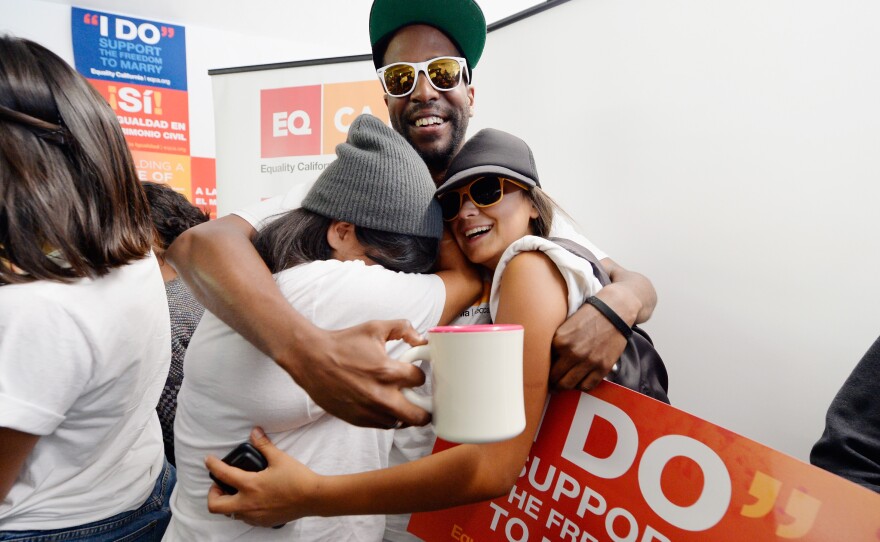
166;215;431;428
205;251;567;526
0;428;38;500
435;228;483;324
551;257;657;391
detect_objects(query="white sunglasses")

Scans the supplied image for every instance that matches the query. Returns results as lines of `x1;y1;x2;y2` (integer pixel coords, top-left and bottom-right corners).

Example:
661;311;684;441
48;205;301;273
376;56;470;98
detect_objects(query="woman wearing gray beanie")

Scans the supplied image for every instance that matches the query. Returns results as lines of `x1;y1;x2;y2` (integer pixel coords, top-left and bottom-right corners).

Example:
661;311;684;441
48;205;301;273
254;113;443;276
164;114;481;541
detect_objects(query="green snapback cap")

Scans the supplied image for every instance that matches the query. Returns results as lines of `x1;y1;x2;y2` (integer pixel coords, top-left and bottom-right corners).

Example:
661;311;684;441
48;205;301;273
369;0;487;70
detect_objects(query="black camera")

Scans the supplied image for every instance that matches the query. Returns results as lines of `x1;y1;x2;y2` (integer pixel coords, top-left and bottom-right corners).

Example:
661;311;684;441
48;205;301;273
210;442;268;496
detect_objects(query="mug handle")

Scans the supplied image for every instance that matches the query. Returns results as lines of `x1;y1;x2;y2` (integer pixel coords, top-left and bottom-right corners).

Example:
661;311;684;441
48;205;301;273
398;345;433;412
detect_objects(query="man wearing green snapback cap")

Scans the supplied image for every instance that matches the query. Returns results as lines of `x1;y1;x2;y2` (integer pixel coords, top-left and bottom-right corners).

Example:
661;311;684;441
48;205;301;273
167;0;657;431
368;0;485;181
368;0;656;388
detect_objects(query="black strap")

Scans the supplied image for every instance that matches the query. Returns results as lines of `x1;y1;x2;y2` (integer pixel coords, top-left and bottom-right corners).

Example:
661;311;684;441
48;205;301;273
549;237;670;404
549;237;610;285
550;237;634;341
585;296;633;340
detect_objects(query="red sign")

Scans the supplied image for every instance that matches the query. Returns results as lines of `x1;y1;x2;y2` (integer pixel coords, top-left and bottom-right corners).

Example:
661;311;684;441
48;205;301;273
191;156;217;219
260;85;322;158
259;81;390;159
409;384;880;541
322;80;389;153
90;79;189;155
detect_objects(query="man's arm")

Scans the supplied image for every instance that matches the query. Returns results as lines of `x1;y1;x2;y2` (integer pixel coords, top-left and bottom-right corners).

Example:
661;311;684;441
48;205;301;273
601;257;657;324
550;257;657;390
0;428;38;500
166;215;430;428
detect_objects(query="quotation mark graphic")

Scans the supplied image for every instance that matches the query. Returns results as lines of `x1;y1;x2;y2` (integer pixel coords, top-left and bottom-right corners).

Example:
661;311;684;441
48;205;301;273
741;471;820;538
81;13;175;39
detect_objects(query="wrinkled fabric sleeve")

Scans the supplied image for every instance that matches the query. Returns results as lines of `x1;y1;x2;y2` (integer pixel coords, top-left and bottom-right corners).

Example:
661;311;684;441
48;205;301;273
0;291;92;435
810;335;880;494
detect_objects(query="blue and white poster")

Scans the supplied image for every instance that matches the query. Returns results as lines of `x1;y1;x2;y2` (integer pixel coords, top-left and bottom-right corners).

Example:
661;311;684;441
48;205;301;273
72;7;187;91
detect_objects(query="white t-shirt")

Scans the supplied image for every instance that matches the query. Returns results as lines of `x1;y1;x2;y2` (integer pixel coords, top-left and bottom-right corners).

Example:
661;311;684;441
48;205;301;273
164;259;446;541
232;182;312;231
0;256;170;530
491;236;604;321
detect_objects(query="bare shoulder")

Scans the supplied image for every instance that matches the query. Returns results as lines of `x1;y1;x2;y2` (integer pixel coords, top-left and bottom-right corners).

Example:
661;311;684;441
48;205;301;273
495;250;567;326
500;250;565;293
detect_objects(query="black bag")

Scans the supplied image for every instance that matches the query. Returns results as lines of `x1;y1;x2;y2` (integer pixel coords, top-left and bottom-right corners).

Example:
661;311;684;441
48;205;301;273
551;238;670;404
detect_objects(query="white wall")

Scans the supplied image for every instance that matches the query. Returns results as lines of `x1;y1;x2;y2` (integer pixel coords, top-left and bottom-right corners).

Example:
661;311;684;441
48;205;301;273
470;0;880;460
1;0;73;54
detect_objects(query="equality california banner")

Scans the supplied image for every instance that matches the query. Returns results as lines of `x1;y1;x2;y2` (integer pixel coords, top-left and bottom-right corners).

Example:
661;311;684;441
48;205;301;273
408;383;880;541
71;7;215;216
211;56;389;215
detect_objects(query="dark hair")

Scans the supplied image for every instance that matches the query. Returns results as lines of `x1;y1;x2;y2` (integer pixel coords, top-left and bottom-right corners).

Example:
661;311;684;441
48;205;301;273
528;187;556;238
254;208;439;274
142;181;211;251
0;36;153;285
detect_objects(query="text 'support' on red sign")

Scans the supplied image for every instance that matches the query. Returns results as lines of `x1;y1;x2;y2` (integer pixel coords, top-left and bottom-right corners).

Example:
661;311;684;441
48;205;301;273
409;383;880;542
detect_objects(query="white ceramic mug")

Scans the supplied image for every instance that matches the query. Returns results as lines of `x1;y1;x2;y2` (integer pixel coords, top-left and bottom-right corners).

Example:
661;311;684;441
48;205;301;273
399;324;525;443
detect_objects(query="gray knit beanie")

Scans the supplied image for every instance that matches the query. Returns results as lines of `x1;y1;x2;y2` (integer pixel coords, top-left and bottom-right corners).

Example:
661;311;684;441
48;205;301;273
301;114;442;239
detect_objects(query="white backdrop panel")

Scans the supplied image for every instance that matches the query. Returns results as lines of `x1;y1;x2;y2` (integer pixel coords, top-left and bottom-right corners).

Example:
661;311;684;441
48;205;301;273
212;59;383;216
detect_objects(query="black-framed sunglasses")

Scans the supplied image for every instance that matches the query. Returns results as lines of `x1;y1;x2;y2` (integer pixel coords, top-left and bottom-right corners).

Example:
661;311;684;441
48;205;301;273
376;56;470;98
438;176;531;221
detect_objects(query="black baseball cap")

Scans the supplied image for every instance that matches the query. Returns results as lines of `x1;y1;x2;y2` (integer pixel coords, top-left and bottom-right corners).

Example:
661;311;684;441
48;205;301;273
369;0;487;70
436;128;541;196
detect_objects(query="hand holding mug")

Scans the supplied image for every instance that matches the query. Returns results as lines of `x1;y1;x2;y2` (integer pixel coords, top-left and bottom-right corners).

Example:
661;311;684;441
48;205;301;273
398;324;525;443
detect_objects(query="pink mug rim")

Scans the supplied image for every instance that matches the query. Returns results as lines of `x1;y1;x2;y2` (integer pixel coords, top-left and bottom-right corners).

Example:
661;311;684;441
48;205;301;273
429;324;523;333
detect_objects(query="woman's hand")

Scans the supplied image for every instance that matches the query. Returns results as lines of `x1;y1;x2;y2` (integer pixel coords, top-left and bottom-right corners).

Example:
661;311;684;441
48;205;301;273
206;427;321;527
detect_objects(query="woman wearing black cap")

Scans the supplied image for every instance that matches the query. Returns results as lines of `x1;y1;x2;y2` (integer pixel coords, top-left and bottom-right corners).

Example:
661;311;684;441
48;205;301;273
204;128;603;538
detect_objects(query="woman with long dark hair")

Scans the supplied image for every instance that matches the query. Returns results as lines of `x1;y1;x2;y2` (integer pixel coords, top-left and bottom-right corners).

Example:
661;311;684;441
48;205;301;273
0;36;173;540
